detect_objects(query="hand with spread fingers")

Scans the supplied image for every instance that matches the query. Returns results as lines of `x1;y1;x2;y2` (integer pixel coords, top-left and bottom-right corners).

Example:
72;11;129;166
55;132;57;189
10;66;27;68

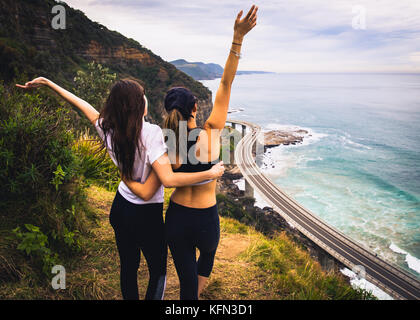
205;5;259;130
234;5;258;41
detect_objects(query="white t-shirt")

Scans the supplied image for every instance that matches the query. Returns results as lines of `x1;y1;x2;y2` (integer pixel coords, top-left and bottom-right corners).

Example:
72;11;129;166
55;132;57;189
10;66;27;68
95;119;167;204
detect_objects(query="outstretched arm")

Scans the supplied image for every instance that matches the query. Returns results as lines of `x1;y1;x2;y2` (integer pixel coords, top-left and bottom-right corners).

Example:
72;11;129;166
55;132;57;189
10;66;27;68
205;5;258;130
16;77;99;125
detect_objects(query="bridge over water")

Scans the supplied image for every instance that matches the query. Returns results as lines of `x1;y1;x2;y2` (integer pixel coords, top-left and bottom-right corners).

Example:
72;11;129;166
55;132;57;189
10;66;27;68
227;119;420;300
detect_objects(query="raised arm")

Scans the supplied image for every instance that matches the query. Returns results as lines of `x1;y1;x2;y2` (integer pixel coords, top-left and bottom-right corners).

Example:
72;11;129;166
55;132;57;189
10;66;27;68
16;77;99;125
205;5;258;130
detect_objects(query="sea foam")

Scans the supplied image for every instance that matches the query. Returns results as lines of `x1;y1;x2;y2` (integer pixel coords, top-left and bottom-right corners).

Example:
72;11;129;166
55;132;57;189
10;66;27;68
340;134;372;150
340;268;394;300
259;124;327;177
389;243;420;274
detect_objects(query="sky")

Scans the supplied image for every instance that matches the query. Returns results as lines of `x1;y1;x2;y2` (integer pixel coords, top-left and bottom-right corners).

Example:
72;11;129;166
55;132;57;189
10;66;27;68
63;0;420;73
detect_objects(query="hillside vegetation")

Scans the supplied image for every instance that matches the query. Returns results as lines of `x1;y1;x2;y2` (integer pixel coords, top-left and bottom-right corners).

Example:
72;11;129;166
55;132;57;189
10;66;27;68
0;0;212;123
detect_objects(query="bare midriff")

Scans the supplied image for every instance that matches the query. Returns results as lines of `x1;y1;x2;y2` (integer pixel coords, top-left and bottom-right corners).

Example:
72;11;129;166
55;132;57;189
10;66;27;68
170;180;217;208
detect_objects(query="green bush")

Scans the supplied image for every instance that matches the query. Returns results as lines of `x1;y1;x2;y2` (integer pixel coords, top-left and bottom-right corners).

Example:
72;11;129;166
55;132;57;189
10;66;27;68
0;82;95;279
72;62;116;132
216;193;256;226
12;224;59;275
74;62;116;108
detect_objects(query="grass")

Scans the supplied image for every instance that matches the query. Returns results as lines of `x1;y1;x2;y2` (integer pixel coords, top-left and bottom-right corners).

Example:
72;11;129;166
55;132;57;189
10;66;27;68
0;185;375;300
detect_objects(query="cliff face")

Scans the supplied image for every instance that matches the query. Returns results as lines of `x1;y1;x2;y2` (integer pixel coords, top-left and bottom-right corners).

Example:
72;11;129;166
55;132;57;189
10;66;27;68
0;0;213;125
82;41;156;66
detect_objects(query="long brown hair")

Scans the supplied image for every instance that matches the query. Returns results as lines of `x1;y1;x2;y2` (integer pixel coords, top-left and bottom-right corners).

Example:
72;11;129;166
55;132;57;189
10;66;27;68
99;79;145;180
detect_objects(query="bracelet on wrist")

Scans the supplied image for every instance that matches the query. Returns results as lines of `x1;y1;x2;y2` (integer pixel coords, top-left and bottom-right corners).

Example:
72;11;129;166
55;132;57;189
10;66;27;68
230;49;242;59
232;41;242;46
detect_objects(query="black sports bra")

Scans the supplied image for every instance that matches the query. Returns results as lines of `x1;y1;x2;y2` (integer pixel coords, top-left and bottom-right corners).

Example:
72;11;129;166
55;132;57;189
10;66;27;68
173;127;219;173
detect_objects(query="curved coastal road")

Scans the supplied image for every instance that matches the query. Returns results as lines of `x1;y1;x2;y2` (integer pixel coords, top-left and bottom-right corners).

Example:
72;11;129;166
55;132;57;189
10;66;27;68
229;119;420;300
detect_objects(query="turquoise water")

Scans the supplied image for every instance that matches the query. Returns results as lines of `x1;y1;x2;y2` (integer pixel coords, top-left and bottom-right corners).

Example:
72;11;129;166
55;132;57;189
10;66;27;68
202;73;420;279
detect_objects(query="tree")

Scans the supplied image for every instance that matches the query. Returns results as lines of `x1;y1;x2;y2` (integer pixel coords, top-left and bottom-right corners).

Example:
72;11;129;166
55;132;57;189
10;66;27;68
72;62;116;132
73;61;116;111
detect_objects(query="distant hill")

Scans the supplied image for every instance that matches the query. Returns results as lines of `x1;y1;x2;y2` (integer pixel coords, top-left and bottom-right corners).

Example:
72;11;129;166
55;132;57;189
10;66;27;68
0;0;213;124
170;59;273;80
170;59;224;80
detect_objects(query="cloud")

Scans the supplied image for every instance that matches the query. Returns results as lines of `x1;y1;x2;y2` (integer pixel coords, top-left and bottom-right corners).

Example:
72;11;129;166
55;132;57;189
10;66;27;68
63;0;420;72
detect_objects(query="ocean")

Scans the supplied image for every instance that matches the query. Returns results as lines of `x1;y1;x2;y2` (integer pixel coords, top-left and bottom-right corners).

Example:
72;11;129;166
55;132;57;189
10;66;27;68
201;73;420;284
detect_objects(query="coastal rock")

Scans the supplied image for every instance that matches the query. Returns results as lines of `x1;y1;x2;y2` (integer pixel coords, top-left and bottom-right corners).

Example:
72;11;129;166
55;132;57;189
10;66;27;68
259;129;309;150
224;164;243;179
216;165;244;197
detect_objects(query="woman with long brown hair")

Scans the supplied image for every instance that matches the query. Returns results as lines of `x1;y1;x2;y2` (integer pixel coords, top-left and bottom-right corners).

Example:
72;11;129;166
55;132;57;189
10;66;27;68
16;77;224;300
126;5;258;300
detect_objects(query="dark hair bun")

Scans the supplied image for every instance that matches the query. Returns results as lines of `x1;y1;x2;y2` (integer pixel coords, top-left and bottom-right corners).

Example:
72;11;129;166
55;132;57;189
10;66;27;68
164;87;196;120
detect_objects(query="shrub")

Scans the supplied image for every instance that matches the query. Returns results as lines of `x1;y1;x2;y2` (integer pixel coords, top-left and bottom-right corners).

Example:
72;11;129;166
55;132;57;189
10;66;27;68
72;62;116;132
216;193;256;225
0;85;75;208
0;82;95;279
12;224;59;275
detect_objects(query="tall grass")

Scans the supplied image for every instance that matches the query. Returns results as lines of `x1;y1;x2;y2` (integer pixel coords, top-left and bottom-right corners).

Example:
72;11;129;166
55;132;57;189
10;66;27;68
72;131;120;192
241;232;376;300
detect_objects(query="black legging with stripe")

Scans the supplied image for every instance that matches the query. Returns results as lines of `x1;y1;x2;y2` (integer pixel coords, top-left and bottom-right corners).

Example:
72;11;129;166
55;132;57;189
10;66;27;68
109;190;167;300
165;200;220;300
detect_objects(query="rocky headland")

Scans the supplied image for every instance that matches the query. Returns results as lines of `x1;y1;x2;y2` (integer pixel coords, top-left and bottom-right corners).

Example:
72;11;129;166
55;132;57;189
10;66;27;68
259;128;309;151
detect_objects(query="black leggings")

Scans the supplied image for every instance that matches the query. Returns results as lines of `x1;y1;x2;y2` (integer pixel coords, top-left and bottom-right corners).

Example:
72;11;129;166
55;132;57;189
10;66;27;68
109;191;167;300
165;200;220;300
